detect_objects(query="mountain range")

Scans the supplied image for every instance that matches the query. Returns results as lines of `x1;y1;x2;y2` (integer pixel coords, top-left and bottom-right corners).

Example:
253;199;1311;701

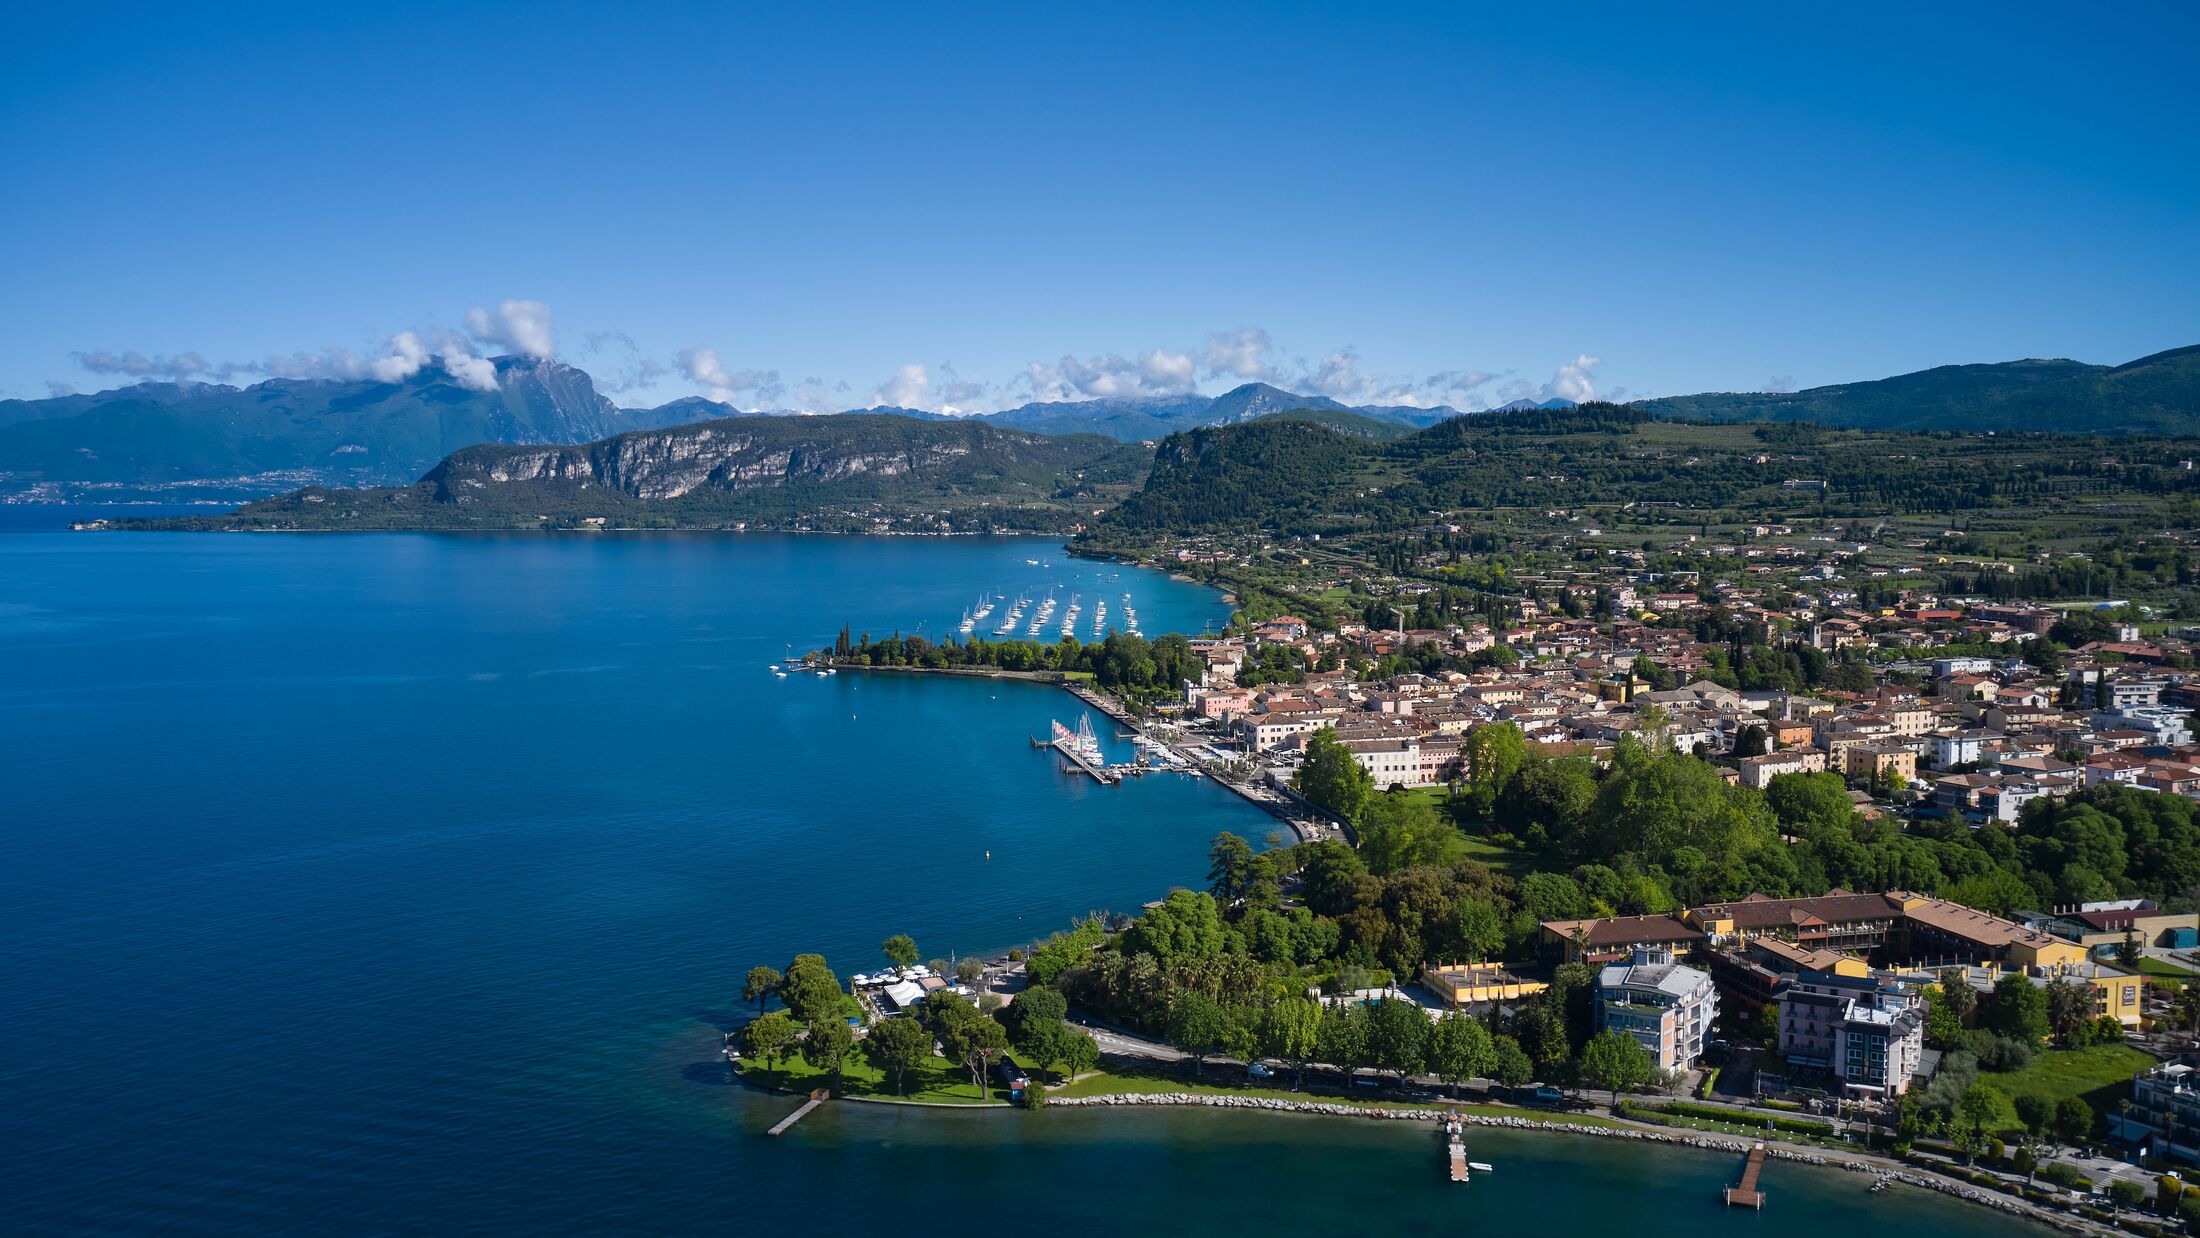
7;343;2197;498
0;356;626;496
0;364;1458;498
1639;344;2200;434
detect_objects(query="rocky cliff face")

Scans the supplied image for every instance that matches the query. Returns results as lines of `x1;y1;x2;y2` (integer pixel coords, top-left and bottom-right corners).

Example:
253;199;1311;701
488;357;624;444
420;413;1090;504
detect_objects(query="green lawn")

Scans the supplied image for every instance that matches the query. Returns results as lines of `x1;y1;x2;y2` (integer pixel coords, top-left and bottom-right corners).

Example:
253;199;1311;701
1621;1106;1858;1151
739;1051;1011;1105
1458;833;1545;877
1048;1067;1624;1128
1395;786;1452;813
2135;957;2197;979
1981;1043;2153;1132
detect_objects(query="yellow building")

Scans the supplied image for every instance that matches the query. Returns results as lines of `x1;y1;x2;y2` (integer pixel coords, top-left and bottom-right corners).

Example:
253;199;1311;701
1750;936;1871;978
1843;742;1918;783
1895;959;2148;1028
1424;962;1549;1008
1889;892;2089;970
2061;961;2148;1027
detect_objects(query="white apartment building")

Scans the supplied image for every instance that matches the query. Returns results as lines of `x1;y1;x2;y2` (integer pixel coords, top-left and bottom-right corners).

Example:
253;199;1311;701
1594;947;1718;1072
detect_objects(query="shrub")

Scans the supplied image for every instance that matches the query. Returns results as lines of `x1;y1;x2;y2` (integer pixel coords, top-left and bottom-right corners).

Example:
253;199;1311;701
2178;1191;2200;1226
1977;1035;2033;1071
2040;1162;2092;1191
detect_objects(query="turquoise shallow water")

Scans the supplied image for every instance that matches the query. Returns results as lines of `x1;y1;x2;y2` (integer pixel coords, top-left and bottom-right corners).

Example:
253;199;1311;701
0;517;2047;1235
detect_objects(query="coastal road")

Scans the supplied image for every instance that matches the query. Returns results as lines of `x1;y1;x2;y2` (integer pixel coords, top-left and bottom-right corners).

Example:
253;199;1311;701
1080;1019;1189;1063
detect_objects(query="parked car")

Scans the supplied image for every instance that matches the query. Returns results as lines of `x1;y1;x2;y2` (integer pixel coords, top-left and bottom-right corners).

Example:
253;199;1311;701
1247;1062;1274;1080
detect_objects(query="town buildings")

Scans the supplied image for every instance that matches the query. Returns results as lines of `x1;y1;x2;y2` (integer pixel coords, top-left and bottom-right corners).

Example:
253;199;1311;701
1540;890;2087;972
1182;592;2197;822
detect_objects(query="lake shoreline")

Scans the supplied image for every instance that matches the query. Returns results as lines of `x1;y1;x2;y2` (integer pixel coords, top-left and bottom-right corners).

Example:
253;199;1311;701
742;1074;2099;1237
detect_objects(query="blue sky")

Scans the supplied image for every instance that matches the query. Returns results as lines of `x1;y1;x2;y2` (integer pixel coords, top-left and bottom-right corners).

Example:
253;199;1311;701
3;2;2195;411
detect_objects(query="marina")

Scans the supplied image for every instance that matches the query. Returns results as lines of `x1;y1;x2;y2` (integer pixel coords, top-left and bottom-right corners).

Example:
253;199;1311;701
937;571;1160;644
1027;708;1221;788
1038;715;1119;784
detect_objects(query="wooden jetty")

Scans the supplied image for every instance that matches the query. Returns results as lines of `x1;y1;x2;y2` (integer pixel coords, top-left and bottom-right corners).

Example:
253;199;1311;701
1449;1136;1469;1183
767;1089;829;1137
1723;1142;1766;1208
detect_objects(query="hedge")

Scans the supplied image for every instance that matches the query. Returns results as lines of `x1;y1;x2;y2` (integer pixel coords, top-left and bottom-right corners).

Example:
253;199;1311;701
1651;1101;1835;1137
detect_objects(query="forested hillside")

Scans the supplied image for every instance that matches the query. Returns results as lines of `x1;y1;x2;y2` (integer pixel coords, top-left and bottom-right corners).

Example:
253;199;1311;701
1641;345;2200;435
1097;404;2200;540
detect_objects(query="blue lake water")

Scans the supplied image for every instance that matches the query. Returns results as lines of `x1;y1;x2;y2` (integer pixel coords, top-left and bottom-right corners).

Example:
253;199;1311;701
0;517;2047;1235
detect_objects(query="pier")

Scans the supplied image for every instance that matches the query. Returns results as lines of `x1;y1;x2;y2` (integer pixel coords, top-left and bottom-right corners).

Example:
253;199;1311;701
1449;1136;1468;1182
1042;715;1120;784
767;1089;829;1136
1723;1142;1766;1208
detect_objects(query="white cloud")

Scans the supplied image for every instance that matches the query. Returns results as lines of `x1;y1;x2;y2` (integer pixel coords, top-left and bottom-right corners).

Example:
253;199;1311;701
465;299;556;359
933;362;988;411
789;377;849;413
582;331;670;395
1141;347;1194;390
1301;349;1377;402
440;349;499;392
72;350;213;381
368;332;432;383
58;313;1615;419
249;331;498;391
1010;345;1206;407
1542;354;1601;403
873;363;930;409
1426;369;1496;398
675;346;782;406
1057;352;1185;399
1016;361;1076;404
252;349;361;380
861;362;987;414
1199;327;1276;381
